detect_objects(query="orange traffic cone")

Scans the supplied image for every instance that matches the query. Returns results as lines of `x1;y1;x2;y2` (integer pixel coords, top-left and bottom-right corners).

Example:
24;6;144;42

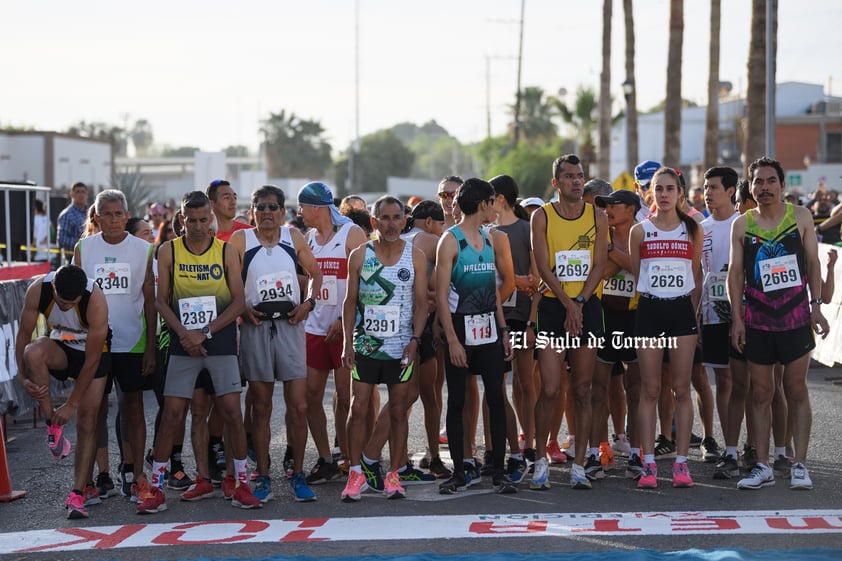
0;418;26;502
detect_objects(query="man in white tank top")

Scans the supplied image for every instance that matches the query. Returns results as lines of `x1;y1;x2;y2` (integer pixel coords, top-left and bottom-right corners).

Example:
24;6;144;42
297;182;368;484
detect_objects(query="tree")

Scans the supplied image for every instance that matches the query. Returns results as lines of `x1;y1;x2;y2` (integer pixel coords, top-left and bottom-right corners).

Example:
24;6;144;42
160;145;201;157
663;0;684;167
598;0;613;179
703;0;722;171
509;87;557;147
224;145;250;157
129;119;154;156
260;110;332;179
487;142;563;200
66;120;127;156
624;0;639;172
744;0;777;172
334;129;414;193
553;86;599;174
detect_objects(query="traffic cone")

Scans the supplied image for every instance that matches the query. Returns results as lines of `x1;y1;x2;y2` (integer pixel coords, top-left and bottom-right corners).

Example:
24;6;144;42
0;418;26;502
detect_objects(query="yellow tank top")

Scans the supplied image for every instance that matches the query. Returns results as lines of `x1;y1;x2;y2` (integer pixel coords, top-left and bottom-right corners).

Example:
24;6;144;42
542;201;603;299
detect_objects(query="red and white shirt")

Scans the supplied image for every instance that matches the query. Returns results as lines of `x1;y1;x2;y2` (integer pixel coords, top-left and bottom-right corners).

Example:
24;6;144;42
637;220;694;298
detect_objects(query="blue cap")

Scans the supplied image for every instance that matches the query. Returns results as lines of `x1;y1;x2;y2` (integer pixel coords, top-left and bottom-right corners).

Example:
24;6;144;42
297;182;351;226
634;160;662;188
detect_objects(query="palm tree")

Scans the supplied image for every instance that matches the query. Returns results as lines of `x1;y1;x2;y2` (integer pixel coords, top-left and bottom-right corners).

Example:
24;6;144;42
624;0;639;172
509;87;557;147
598;0;613;179
663;0;684;168
703;0;721;172
744;0;777;172
553;86;598;173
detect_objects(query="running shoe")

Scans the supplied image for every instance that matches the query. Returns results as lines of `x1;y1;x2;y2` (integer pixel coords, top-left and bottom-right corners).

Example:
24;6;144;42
773;455;793;478
213;442;226;471
700;436;721;463
130;473;149;504
654;434;677;460
429;456;452;478
222;474;236;499
571;463;592;489
438;428;448;444
480;451;495;476
283;445;295;480
307;458;342;485
82;482;101;506
530;457;550;490
167;467;193;491
612;434;631;457
790;462;813;490
584;454;605;481
384;470;406;499
599;442;615;471
361;457;384;491
419;452;432;470
546;440;567;463
523;447;537;463
208;463;224;487
737;463;775;490
136;485;167;514
493;471;517;494
253;475;273;503
290;472;316;502
438;473;468;494
672;461;693;488
399;463;436;485
741;444;758;472
506;457;528;483
180;477;216;501
464;462;481;487
689;432;703;448
96;472;117;499
713;453;740;480
65;491;88;519
560;436;576;460
341;470;369;501
638;462;658;489
231;483;262;509
626;453;644;480
46;424;71;460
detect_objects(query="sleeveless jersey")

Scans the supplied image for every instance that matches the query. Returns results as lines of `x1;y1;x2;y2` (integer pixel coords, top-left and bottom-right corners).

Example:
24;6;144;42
541;202;602;299
216;220;252;242
495;219;531;322
306;221;354;336
401;227;435;280
743;204;809;332
242;227;300;308
353;241;415;360
637;220;695;297
38;272;109;352
701;213;739;325
601;231;639;312
447;225;497;315
77;232;152;353
169;237;236;355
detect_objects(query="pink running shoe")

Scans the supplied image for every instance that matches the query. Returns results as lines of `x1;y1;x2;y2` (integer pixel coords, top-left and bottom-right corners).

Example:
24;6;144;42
46;424;71;460
65;491;88;519
341;470;369;502
638;462;658;489
672;461;694;488
384;470;406;499
546;440;567;464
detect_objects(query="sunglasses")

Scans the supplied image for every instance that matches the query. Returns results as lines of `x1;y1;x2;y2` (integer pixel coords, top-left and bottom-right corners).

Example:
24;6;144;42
254;203;281;212
438;191;456;200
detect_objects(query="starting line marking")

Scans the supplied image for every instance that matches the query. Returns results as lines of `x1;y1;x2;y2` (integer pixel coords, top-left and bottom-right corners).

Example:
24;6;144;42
1;509;841;554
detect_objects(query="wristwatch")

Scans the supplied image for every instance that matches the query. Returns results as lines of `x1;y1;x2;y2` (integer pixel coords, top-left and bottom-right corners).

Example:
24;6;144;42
574;295;586;304
607;242;614;253
525;320;537;331
809;297;823;306
305;297;316;311
410;336;423;345
201;325;212;340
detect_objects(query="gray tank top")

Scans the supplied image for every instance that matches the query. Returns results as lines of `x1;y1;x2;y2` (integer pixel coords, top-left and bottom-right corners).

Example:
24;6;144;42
495;219;531;322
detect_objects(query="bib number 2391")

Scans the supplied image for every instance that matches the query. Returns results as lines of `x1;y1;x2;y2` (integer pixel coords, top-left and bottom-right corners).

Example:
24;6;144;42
464;313;497;346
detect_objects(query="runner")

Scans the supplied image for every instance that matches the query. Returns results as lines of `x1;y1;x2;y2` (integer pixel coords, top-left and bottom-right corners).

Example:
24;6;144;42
729;157;829;491
340;196;429;501
15;265;111;518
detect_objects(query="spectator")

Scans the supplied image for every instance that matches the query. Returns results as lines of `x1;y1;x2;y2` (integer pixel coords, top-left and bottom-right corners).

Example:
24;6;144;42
339;195;367;215
32;199;52;262
56;182;89;263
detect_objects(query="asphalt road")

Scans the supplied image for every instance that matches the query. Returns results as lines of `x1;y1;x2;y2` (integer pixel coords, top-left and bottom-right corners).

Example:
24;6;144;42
2;364;841;561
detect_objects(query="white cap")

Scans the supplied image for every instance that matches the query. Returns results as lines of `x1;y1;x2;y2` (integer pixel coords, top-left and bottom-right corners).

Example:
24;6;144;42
520;197;545;208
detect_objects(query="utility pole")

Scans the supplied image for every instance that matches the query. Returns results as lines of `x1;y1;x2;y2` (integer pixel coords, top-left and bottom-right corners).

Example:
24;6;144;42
511;0;525;148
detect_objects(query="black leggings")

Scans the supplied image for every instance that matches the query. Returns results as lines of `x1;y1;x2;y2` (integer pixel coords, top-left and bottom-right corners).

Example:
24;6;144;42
444;339;506;476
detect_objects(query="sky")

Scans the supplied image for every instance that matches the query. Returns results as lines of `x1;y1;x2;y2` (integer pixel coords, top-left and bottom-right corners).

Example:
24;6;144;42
2;0;840;157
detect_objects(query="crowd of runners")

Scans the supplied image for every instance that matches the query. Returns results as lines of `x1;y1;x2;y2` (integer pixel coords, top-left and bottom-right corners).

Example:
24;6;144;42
15;154;831;520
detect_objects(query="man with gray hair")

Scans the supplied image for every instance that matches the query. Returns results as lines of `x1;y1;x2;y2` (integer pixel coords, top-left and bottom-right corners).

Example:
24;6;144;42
75;189;157;505
582;179;613;206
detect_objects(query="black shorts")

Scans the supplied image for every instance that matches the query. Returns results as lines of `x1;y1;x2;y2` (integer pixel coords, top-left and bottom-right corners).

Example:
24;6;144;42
744;325;815;365
635;294;698;338
536;295;604;341
701;322;745;367
49;342;111;382
352;354;411;385
111;353;145;393
597;308;638;364
662;345;703;364
419;314;437;364
445;313;505;379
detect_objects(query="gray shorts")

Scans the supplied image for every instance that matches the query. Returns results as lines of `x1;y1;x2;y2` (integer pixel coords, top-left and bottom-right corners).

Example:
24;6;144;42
164;354;242;399
239;320;307;383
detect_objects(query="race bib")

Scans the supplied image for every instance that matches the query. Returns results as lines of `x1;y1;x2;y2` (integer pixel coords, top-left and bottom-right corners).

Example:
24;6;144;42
464;312;497;346
759;254;801;292
363;305;400;338
257;271;295;302
647;260;687;296
179;295;217;329
555;250;591;282
95;263;130;295
603;270;636;297
502;289;517;308
707;272;728;301
316;275;338;306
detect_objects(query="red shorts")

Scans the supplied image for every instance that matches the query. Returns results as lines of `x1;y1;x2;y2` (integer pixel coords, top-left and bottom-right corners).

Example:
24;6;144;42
306;333;343;371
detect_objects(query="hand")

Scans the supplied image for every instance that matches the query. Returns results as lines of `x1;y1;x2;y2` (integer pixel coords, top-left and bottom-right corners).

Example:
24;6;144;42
21;377;49;400
141;347;156;377
730;317;746;352
243;306;263;326
342;345;356;370
812;308;830;339
287;302;311;325
828;248;837;268
526;325;536;348
401;339;419;367
51;401;77;426
325;319;343;344
501;331;514;362
447;339;467;368
180;330;208;357
563;300;584;337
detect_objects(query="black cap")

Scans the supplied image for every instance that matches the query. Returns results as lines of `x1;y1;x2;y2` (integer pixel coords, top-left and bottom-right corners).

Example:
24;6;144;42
595;190;642;212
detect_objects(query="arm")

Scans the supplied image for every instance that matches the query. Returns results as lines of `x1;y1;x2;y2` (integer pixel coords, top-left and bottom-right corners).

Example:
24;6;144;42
690;226;704;315
491;229;515;303
628;224;643;284
797;206;830;338
154;241;200;356
214;241;247;333
141;247;157;376
403;245;430;365
15;279;49;400
580;209;609;301
228;230;259;325
341;246;364;369
727;215;747;350
816;204;842;234
288;227;322;325
604;233;634;278
326;225;369;343
435;232;467;368
822;248;837;303
530;209;571;306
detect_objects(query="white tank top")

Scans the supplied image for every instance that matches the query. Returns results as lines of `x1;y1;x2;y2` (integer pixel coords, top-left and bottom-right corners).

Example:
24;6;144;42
243;227;300;308
306;221;354;335
637;220;694;298
76;233;152;352
701;213;739;324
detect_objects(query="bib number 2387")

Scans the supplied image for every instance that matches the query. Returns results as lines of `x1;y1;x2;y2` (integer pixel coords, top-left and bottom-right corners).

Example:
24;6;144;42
179;296;217;328
464;313;497;346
